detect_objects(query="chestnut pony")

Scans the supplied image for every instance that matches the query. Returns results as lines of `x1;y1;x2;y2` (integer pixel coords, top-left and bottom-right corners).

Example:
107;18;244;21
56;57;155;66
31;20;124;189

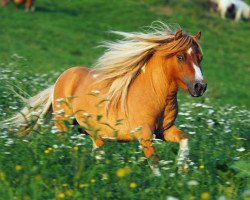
4;23;207;175
1;0;35;11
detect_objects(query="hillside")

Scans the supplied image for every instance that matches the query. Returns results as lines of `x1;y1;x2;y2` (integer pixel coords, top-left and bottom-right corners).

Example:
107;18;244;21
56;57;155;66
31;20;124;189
0;0;249;107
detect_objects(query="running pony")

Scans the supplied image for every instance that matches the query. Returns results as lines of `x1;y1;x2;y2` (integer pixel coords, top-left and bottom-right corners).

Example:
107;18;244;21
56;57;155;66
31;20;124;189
4;23;207;176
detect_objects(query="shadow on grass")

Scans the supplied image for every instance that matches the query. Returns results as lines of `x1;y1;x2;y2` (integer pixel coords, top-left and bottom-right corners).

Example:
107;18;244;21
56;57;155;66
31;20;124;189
35;6;81;17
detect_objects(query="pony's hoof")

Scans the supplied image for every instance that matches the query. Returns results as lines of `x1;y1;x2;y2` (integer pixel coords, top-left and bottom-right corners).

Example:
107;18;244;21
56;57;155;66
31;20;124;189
178;157;196;173
95;154;104;160
151;167;161;176
92;150;105;160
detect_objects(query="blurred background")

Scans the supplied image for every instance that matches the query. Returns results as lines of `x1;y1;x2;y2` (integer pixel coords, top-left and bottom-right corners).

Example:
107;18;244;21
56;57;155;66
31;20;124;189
0;0;249;108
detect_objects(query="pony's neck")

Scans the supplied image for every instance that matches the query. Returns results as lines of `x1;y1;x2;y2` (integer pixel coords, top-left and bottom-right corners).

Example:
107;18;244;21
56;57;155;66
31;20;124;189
143;54;178;111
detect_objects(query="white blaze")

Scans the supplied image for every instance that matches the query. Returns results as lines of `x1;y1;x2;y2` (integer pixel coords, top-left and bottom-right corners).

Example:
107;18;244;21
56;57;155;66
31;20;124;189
193;63;203;81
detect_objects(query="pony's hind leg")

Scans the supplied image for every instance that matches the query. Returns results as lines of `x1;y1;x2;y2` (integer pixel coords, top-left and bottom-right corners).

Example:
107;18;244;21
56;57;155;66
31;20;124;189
163;125;190;172
91;137;105;160
53;116;72;132
52;98;75;133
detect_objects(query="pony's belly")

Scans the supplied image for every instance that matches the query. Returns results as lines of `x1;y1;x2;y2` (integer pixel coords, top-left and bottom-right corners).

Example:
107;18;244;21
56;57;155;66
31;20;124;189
85;124;134;142
100;134;134;142
73;95;135;141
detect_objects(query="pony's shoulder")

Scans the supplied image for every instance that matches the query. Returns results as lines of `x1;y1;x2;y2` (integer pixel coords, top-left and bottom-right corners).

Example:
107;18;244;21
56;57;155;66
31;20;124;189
64;66;90;74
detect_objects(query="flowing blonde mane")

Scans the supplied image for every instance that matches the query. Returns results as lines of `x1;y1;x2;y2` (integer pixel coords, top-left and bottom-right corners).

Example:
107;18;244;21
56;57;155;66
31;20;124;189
93;22;200;112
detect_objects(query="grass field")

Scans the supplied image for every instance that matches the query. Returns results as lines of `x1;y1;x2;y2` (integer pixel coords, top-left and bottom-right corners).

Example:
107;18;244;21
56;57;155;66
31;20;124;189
0;0;249;199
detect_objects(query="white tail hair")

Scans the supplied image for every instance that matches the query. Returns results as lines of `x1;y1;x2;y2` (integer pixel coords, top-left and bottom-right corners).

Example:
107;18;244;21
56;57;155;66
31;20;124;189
1;85;54;136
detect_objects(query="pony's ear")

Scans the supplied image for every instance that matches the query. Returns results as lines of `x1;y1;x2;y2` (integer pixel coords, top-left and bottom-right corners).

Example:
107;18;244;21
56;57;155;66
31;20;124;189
174;30;182;40
194;31;201;40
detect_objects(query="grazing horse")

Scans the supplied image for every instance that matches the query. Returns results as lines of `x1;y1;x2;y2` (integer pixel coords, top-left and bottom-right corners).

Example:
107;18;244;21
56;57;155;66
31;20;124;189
212;0;250;21
1;0;35;11
4;23;207;175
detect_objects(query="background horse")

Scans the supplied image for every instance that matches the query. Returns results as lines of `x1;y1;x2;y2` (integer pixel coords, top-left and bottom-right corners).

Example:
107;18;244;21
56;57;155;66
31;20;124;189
212;0;250;21
4;23;207;176
1;0;35;11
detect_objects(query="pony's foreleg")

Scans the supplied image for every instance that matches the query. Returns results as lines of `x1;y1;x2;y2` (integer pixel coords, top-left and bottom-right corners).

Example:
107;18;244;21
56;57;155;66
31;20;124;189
163;125;189;172
136;124;161;176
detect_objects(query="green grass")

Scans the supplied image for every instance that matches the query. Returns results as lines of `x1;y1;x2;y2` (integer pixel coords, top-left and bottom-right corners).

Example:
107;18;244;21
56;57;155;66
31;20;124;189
0;0;250;199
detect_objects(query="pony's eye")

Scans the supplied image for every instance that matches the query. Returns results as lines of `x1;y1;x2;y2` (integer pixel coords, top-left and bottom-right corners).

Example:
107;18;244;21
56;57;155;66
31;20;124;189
177;55;185;61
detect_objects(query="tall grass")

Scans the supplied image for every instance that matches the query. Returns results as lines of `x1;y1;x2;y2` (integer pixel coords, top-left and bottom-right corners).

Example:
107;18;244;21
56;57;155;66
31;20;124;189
0;57;249;200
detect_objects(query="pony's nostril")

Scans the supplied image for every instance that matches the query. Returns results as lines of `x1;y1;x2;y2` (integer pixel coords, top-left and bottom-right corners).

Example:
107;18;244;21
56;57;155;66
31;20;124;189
194;82;207;95
194;83;201;93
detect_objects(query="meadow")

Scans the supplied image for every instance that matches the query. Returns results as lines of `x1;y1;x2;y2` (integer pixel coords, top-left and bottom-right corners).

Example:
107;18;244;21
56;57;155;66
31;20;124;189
0;0;249;199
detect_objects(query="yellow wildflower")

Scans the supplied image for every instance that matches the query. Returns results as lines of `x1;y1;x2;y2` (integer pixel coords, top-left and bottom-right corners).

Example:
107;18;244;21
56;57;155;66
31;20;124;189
66;189;74;196
116;168;126;177
48;147;53;151
199;165;205;169
35;175;42;181
62;183;68;187
102;173;108;180
23;195;30;200
105;160;110;164
116;167;131;178
57;192;65;199
79;183;89;188
44;149;50;154
91;179;96;183
0;172;5;180
130;182;137;188
73;146;79;151
15;165;22;171
201;192;210;200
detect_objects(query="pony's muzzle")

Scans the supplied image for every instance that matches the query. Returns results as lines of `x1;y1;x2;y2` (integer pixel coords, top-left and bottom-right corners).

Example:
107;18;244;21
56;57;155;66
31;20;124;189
193;82;207;97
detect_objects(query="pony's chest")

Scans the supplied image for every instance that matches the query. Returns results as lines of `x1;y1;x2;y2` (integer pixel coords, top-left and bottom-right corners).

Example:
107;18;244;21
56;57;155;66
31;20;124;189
154;106;177;138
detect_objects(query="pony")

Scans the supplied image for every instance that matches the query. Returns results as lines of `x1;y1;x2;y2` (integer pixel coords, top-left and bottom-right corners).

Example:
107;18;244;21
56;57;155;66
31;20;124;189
212;0;250;21
3;23;207;176
1;0;35;12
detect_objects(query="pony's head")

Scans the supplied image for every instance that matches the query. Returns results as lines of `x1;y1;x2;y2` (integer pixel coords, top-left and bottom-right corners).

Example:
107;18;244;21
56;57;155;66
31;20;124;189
156;30;207;97
94;23;207;111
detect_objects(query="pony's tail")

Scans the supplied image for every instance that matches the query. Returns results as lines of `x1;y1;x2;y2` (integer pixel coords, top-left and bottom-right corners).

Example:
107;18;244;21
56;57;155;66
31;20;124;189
2;85;54;136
